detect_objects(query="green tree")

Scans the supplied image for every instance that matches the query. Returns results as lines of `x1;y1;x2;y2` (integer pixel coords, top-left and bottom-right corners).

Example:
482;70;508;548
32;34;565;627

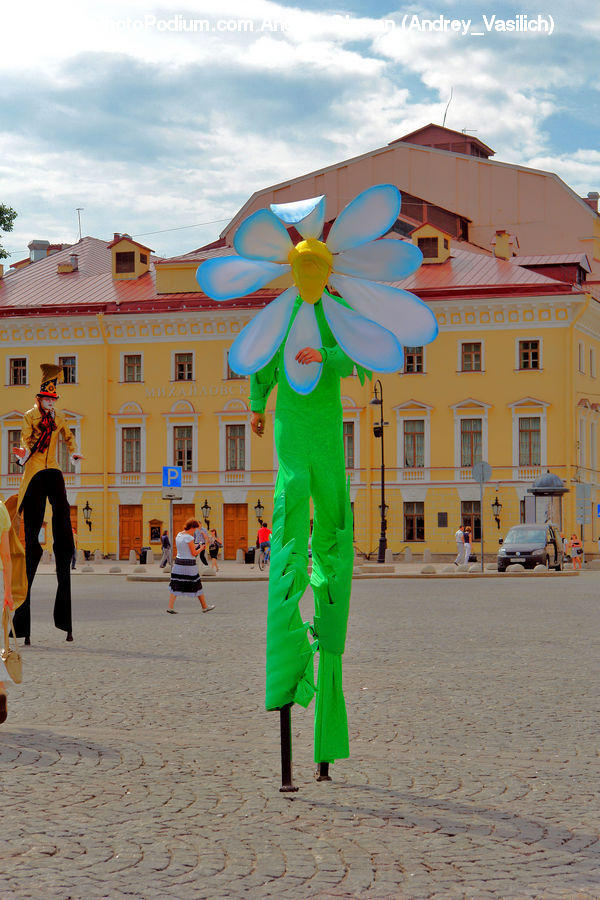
0;203;17;260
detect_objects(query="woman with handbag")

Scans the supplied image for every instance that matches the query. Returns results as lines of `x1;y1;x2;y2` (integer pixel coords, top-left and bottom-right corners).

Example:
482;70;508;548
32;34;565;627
166;518;215;614
0;500;15;723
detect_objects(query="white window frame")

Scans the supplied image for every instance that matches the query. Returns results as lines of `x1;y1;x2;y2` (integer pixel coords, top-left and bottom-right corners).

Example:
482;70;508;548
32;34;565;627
342;398;362;483
508;398;549;480
451;399;491;480
165;401;199;484
216;401;251;485
172;349;195;383
121;351;144;384
56;353;79;385
112;403;148;485
458;340;484;373
394;401;432;482
590;347;596;379
578;341;585;374
7;355;29;387
515;336;542;371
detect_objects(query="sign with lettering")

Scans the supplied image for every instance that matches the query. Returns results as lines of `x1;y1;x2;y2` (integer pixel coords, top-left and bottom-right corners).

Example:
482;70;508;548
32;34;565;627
163;466;182;488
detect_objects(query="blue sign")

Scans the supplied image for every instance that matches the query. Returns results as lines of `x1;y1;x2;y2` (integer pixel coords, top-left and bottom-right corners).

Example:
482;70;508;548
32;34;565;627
597;503;600;517
163;465;182;487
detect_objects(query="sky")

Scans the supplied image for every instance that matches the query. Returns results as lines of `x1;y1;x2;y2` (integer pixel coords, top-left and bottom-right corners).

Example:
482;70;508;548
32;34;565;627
1;0;599;261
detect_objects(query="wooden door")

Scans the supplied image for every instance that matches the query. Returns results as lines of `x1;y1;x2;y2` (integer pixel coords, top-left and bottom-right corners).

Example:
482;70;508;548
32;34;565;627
173;504;195;540
119;505;143;559
223;503;248;559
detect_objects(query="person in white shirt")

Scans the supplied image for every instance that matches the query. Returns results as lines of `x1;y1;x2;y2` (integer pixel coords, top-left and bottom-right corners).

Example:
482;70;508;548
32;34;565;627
454;525;466;565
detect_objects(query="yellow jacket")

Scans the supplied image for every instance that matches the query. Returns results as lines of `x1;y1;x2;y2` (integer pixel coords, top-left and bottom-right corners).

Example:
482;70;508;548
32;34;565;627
17;405;78;511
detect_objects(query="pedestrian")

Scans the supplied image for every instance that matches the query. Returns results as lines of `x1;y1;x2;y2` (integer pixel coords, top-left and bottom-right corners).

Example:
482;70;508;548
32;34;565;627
208;528;222;573
454;524;465;565
159;530;171;568
193;523;210;567
464;525;472;563
569;533;583;570
12;363;82;645
167;519;214;614
71;528;77;570
0;499;14;724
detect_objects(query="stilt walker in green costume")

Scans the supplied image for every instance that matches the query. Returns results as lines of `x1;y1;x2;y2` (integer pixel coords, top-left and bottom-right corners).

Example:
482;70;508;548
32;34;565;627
198;185;438;783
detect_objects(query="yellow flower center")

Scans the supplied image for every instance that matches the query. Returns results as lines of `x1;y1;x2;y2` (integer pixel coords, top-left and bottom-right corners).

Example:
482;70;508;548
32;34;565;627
287;238;333;305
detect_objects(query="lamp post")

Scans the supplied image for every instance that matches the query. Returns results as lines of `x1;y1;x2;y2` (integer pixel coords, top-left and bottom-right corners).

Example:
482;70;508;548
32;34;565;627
370;379;388;563
254;498;265;526
491;495;502;529
82;501;92;532
201;498;211;529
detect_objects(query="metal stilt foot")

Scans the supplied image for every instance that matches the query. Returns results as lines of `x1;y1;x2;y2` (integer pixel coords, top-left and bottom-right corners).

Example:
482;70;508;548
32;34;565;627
279;704;298;792
316;761;332;781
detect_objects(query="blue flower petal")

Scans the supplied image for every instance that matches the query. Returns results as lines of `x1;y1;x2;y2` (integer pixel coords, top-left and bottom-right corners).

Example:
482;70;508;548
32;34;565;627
228;287;298;375
322;293;404;372
197;256;289;301
334;238;423;281
330;273;438;347
283;302;323;394
234;209;294;261
271;195;325;225
326;184;401;254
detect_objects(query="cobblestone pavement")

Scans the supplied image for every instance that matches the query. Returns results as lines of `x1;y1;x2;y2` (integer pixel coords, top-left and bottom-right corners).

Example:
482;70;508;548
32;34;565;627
1;571;599;899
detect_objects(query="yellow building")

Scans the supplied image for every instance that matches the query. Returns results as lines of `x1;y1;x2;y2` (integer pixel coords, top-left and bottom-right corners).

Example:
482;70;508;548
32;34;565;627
1;125;599;559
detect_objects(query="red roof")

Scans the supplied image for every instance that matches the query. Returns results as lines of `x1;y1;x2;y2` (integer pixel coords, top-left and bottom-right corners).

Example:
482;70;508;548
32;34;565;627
0;237;579;319
512;253;591;272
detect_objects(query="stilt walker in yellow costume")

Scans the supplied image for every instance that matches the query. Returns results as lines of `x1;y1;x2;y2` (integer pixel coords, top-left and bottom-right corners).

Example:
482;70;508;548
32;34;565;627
12;364;83;644
198;185;438;785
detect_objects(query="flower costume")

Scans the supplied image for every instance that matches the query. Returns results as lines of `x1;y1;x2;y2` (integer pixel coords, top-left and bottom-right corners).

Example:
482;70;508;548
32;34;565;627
197;185;438;767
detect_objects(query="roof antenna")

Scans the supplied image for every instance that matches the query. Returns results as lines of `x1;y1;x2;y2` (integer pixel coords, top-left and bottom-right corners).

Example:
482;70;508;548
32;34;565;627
442;87;453;127
76;208;84;241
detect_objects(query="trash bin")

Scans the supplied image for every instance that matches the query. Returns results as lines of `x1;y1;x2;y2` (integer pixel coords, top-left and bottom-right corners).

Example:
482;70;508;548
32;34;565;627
245;547;255;564
139;547;151;564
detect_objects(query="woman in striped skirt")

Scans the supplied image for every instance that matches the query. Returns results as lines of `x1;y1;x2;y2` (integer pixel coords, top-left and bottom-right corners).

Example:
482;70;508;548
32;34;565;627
167;518;215;614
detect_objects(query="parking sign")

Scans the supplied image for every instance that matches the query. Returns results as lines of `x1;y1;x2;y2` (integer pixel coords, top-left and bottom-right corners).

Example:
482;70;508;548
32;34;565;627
162;466;182;487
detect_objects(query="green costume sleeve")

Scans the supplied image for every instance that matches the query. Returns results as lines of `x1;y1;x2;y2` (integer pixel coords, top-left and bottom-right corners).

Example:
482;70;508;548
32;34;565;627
250;353;278;414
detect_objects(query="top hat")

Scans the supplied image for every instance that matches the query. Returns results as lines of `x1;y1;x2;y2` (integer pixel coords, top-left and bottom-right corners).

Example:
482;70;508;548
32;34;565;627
37;363;63;399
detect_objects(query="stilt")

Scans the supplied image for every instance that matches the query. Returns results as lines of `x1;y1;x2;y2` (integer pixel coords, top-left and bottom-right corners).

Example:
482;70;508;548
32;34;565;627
279;703;298;792
316;762;332;781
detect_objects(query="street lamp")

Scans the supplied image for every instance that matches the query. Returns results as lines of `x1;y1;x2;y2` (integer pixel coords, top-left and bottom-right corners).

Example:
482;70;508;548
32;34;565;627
491;495;502;529
201;498;211;528
254;498;265;525
82;500;92;531
370;379;388;563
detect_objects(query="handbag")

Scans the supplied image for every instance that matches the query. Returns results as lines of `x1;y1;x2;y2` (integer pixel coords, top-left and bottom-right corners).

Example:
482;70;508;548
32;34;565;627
2;606;23;684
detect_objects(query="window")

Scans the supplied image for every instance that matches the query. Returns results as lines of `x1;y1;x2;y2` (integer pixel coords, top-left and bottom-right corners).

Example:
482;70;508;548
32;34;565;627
404;420;424;468
417;237;438;258
404;501;424;541
590;348;596;378
116;251;135;273
57;427;77;474
518;417;541;466
519;340;539;370
59;356;77;384
140;253;148;265
174;425;193;472
226;352;246;380
343;422;355;469
461;500;481;541
124;354;142;383
9;358;27;386
404;346;423;374
122;427;141;473
226;424;245;470
175;353;193;382
7;429;21;475
578;342;585;373
437;512;448;528
461;342;482;372
460;418;482;467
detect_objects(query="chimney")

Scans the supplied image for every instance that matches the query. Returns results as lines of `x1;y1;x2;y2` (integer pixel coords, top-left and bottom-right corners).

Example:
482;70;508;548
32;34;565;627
491;229;519;260
113;233;121;241
583;191;599;213
69;254;79;271
28;239;50;262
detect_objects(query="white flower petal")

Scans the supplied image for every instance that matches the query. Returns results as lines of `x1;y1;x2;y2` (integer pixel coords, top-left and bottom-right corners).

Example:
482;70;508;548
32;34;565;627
322;294;404;372
334;238;422;281
330;273;438;347
233;209;294;261
228;287;298;375
197;257;289;301
326;184;401;253
271;195;325;225
283;302;323;394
